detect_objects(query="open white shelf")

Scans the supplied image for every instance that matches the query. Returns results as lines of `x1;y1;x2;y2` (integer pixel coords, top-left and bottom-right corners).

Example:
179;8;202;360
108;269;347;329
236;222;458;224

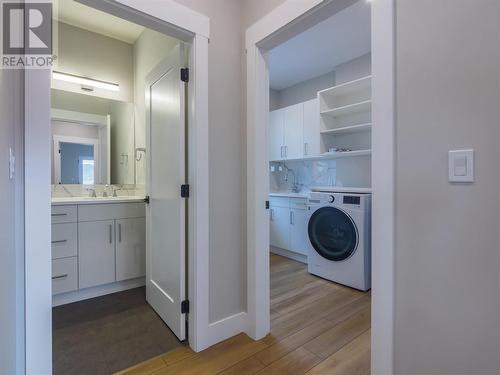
318;75;372;98
270;149;371;163
320;123;371;135
320;100;372;118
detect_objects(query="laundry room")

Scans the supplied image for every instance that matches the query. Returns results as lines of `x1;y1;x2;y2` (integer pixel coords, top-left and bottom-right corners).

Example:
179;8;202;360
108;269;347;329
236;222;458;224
267;0;372;357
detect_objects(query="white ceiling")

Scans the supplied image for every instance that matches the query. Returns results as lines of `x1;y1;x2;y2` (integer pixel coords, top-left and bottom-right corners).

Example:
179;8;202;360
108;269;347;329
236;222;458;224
268;1;371;91
54;0;145;44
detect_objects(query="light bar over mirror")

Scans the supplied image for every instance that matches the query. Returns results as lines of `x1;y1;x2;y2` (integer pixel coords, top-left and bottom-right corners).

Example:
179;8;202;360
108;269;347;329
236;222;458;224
52;71;120;92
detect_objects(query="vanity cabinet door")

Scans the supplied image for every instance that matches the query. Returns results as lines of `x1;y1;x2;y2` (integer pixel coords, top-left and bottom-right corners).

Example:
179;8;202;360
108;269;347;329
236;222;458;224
78;220;116;289
270;206;290;250
116;218;146;281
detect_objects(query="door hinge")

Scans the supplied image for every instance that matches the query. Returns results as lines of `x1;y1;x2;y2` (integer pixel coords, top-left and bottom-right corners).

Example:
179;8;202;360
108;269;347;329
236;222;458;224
144;196;150;204
181;184;190;198
181;299;189;314
265;200;270;210
180;68;189;82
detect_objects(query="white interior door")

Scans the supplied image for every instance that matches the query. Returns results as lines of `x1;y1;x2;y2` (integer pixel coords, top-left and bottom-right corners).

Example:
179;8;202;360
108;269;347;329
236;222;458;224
146;44;188;341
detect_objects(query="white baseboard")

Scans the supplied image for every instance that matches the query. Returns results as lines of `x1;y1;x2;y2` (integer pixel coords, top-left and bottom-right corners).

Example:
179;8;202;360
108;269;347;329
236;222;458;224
52;277;145;307
270;246;307;264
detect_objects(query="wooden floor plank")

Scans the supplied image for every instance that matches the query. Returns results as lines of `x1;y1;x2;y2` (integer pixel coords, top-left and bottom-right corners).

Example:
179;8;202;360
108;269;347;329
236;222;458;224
304;307;371;359
306;330;371;375
121;255;371;375
255;319;334;366
254;348;322;375
152;334;268;375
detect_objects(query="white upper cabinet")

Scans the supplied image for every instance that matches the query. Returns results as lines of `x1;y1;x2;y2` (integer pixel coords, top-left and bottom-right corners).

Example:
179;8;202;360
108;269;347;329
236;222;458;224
283;103;303;159
302;98;320;157
269;109;285;161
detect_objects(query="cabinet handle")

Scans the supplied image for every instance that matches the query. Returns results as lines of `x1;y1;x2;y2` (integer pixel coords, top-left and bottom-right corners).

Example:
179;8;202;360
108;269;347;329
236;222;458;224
285;146;288;158
270;209;274;221
52;274;68;280
280;146;283;158
109;224;113;244
51;213;67;217
290;211;294;225
304;142;308;156
51;240;67;244
119;223;122;243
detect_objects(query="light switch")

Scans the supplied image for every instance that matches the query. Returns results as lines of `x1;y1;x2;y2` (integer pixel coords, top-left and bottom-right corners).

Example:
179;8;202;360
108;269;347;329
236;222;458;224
449;149;474;182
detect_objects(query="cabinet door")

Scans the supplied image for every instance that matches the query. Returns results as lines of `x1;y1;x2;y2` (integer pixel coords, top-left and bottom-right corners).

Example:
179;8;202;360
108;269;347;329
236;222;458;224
116;218;146;281
270;206;290;250
78;220;116;289
303;98;320;157
290;208;310;256
269;109;284;161
283;103;304;159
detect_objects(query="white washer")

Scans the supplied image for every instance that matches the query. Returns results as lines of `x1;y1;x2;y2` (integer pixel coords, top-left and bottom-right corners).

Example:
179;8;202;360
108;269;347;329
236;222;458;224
306;192;371;291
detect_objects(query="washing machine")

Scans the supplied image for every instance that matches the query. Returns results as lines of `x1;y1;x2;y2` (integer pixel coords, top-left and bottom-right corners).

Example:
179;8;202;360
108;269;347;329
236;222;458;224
306;192;371;291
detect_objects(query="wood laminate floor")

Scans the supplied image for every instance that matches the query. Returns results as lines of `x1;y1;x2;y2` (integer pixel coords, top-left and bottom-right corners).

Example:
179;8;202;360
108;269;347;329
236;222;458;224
117;254;371;375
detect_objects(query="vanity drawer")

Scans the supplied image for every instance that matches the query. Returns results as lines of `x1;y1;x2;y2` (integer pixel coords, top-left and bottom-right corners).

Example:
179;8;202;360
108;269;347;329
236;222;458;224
269;197;290;208
52;257;78;295
51;205;77;224
51;223;78;260
78;203;145;222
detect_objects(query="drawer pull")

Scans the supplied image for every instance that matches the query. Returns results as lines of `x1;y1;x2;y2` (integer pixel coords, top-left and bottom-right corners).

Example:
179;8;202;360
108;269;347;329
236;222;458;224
119;223;122;243
52;274;68;280
51;240;68;244
109;224;113;244
51;213;68;217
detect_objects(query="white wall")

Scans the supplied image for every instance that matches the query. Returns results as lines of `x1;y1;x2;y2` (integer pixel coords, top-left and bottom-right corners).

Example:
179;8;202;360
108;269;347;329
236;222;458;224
109;101;135;185
133;29;178;186
394;1;500;374
0;70;24;374
54;22;134;102
52;89;111;115
173;0;247;322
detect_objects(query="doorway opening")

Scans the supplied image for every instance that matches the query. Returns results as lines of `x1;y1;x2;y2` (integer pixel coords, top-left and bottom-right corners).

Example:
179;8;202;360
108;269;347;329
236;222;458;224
49;2;189;373
246;0;395;372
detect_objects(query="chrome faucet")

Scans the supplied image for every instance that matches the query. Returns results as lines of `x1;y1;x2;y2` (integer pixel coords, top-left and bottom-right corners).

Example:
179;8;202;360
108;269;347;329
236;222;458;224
87;188;97;198
281;163;300;193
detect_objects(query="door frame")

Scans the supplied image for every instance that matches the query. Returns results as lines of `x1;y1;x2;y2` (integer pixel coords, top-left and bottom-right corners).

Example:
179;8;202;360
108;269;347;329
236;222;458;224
24;1;210;373
245;1;396;374
52;135;100;185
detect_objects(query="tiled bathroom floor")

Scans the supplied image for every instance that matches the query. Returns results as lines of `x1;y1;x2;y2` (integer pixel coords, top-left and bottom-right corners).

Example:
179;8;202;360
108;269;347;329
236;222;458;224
53;287;183;375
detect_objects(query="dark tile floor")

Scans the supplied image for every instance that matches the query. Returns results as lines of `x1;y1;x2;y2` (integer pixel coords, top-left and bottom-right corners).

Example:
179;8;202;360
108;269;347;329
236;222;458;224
53;287;183;375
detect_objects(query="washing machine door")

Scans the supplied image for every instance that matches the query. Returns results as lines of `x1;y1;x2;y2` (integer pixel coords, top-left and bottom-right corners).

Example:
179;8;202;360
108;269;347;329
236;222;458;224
308;207;358;261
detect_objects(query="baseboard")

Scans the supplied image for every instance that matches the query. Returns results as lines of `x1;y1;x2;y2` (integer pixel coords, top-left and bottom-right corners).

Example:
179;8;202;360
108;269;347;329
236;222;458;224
270;246;307;264
52;277;146;307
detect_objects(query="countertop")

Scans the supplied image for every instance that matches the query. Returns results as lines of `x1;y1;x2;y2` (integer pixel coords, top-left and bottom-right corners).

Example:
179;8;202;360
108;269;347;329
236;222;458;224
311;186;372;194
269;192;309;199
52;196;146;205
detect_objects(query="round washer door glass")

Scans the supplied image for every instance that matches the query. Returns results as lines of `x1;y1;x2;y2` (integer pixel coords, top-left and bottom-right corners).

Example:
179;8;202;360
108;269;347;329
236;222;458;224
308;207;358;261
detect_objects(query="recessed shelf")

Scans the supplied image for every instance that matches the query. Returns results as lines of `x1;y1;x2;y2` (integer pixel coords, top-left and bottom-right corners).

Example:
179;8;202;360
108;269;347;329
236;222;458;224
270;149;372;163
320;100;372;118
318;75;372;98
320;123;372;135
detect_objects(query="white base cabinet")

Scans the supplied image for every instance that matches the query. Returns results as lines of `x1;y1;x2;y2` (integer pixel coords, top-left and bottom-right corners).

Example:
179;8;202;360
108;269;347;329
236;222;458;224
270;197;309;258
51;202;146;304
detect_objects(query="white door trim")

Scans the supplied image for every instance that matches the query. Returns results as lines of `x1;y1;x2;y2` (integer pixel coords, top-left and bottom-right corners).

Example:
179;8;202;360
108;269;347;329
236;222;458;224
25;1;210;373
245;1;396;374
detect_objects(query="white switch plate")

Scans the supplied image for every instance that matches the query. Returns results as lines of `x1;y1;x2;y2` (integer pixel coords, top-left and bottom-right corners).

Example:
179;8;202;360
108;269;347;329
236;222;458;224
449;149;474;182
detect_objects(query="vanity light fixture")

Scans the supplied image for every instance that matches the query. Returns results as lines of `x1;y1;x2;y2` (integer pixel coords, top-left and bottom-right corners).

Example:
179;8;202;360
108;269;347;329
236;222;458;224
52;71;120;92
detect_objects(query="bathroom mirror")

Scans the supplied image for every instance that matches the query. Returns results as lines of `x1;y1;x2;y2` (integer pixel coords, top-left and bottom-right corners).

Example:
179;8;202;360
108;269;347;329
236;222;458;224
51;89;139;185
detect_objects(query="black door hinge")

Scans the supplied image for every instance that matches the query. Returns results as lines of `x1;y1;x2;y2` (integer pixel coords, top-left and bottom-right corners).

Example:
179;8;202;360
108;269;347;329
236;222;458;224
181;184;190;198
144;196;150;204
181;299;189;314
265;200;270;210
180;68;189;82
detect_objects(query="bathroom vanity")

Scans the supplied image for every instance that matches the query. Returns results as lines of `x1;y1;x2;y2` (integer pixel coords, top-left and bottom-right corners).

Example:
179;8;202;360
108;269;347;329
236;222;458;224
51;198;146;306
